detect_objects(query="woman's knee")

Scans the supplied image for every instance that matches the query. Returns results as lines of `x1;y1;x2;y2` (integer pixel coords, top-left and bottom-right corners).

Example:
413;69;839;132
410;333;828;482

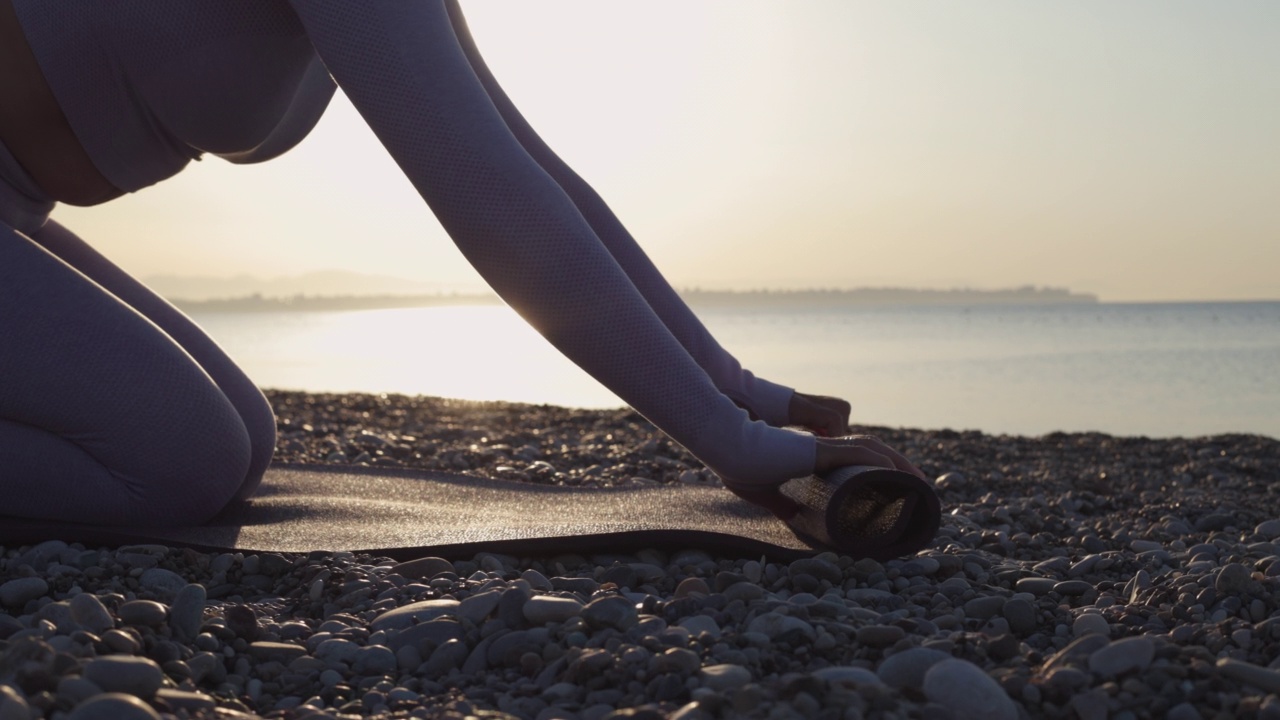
129;407;254;525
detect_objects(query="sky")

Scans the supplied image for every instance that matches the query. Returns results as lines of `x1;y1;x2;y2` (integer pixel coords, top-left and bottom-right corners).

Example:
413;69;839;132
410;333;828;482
53;0;1280;303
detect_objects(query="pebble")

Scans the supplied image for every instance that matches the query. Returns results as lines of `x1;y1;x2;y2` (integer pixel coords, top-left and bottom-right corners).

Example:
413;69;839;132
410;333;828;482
1215;658;1280;694
1087;637;1155;678
138;568;187;597
369;598;459;631
677;615;721;640
523;596;583;625
812;666;883;685
922;659;1017;720
1215;562;1252;595
1255;520;1280;538
747;612;815;642
81;656;165;697
117;600;167;626
581;596;637;631
168;584;206;641
878;647;951;689
1014;577;1056;595
68;593;115;634
855;624;904;647
390;556;454;579
66;693;161;720
674;577;710;598
1072;612;1109;638
963;595;1005;620
1052;580;1094;596
699;664;752;691
0;577;48;608
1002;598;1037;634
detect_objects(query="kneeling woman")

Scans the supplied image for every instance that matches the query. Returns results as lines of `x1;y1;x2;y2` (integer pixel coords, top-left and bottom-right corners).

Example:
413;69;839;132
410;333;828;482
0;0;922;525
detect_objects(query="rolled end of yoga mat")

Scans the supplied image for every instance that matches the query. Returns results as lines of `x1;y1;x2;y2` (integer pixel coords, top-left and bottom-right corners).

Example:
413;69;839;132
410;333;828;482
778;465;941;561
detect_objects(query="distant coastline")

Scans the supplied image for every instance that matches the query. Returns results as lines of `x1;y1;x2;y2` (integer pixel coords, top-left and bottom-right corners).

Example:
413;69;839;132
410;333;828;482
172;285;1099;313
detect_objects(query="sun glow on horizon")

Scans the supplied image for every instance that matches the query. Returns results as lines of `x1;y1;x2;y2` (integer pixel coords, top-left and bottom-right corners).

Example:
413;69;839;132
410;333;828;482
50;1;1280;303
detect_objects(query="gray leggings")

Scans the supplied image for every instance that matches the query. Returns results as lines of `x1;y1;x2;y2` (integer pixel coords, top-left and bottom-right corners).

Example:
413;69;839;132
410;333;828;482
0;218;275;525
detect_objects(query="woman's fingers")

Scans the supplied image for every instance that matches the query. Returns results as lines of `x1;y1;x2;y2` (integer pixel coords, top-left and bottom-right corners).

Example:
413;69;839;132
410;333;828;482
814;435;926;480
788;392;851;436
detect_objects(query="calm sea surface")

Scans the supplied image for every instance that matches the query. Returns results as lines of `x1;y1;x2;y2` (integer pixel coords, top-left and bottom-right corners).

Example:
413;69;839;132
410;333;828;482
190;302;1280;439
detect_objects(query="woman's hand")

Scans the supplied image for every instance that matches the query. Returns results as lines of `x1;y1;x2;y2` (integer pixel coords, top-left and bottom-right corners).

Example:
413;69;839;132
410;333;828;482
724;432;926;521
788;392;852;436
814;435;926;480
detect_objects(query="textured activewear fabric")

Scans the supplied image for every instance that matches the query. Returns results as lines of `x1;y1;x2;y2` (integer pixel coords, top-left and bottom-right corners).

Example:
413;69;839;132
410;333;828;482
4;0;817;523
0;137;54;235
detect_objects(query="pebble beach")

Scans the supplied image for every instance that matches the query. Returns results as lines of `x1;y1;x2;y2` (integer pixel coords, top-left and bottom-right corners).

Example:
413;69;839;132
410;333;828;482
3;390;1280;720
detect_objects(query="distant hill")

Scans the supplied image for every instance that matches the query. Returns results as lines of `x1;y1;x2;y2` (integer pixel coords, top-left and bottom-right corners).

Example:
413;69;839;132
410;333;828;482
168;282;1098;313
681;286;1098;309
143;270;480;302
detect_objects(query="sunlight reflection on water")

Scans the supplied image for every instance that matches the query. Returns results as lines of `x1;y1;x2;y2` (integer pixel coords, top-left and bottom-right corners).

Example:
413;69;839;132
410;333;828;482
192;302;1280;438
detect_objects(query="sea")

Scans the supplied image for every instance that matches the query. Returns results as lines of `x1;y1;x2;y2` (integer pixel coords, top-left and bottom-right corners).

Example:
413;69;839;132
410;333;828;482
189;301;1280;440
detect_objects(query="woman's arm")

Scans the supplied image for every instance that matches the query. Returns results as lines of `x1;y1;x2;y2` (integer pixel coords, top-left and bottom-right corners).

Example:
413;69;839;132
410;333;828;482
440;0;795;427
286;0;816;487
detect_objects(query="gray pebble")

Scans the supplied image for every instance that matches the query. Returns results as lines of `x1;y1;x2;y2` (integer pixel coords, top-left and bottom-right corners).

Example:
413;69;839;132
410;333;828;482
747;612;815;642
1087;637;1154;678
963;595;1005;620
425;638;470;675
1069;688;1109;720
1215;658;1280;694
390;556;454;580
877;647;951;689
0;578;48;608
69;593;115;634
458;590;502;624
387;618;463;653
1166;702;1204;720
82;656;165;697
520;569;553;591
789;558;842;584
677;615;721;640
1002;598;1037;634
1215;563;1252;595
1255;520;1280;539
117;600;167;627
67;693;161;720
1052;580;1093;596
523;596;583;625
248;641;307;663
855;624;904;647
813;666;883;685
154;689;216;713
922;659;1017;720
1014;577;1056;596
369;598;459;631
314;638;361;666
168;584;206;641
353;645;398;675
674;577;710;598
699;664;751;691
582;596;637;631
139;568;187;598
1072;613;1109;638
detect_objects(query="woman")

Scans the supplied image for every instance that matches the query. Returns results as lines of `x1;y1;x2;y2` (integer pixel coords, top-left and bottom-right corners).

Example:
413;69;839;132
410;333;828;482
0;0;922;526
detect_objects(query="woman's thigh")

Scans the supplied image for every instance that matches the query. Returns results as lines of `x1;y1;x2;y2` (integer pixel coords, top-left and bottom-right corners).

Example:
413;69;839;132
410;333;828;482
0;223;251;524
27;219;276;499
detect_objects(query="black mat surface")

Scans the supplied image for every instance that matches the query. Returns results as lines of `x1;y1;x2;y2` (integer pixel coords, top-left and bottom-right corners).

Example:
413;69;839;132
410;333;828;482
0;464;940;561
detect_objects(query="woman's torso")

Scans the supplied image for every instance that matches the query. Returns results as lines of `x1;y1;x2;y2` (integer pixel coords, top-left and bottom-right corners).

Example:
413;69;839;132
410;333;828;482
1;0;333;205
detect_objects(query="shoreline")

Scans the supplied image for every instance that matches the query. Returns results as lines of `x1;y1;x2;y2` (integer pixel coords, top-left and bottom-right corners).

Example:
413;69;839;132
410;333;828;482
1;390;1278;719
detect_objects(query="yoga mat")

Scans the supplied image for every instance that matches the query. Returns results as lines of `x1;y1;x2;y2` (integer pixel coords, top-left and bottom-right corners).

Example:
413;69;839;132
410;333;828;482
0;464;939;561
